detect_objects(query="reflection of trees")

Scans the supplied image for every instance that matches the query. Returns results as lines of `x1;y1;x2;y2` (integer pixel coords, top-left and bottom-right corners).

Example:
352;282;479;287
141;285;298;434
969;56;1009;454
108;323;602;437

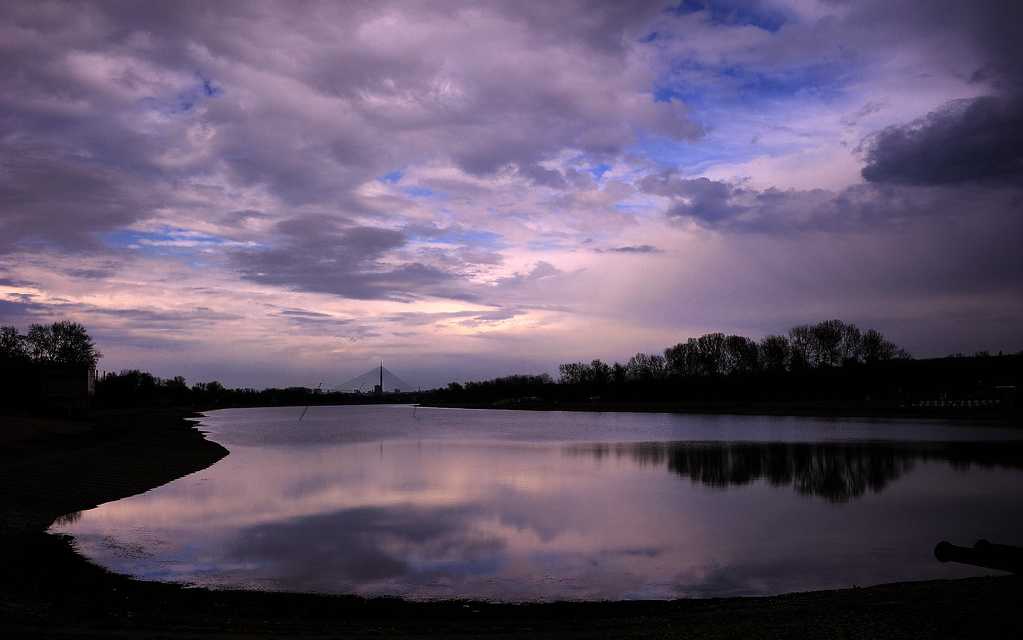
564;441;1023;503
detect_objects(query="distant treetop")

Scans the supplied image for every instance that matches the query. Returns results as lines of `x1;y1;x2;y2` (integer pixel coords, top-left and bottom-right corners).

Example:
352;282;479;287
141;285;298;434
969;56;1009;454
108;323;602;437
560;319;909;384
0;321;101;368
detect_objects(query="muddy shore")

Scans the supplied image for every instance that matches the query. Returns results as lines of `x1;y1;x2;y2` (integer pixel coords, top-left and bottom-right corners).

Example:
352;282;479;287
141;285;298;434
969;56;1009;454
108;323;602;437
1;409;1021;638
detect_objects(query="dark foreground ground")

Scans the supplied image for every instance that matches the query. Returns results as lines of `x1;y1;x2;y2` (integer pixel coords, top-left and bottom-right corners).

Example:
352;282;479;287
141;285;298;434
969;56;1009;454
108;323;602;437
1;409;1021;639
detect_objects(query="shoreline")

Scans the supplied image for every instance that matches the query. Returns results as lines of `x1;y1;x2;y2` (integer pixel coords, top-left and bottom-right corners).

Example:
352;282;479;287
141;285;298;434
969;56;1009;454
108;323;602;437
2;408;1021;638
419;399;1019;425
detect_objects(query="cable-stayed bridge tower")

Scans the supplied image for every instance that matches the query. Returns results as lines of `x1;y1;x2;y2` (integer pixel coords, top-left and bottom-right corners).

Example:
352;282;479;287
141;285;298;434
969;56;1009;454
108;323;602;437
335;364;410;395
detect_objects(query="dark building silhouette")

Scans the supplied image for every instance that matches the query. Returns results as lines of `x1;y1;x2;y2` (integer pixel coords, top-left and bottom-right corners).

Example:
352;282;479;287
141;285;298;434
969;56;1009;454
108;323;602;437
1;362;95;413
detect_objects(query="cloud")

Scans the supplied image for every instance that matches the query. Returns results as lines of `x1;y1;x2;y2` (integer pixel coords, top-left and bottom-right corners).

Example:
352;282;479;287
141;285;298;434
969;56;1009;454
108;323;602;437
596;245;663;254
861;96;1023;185
640;168;1023;241
0;144;164;253
225;503;503;592
641;175;747;223
2;0;1022;386
232;216;455;301
0;298;44;325
0;277;36;288
493;261;562;289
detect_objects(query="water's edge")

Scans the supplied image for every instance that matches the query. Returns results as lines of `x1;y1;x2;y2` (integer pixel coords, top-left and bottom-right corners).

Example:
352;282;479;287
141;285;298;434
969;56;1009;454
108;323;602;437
3;407;1022;637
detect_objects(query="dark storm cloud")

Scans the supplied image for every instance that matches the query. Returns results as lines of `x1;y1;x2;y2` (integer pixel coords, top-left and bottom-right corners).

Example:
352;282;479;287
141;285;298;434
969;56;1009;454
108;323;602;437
641;175;746;223
861;96;1023;185
637;168;1023;335
640;171;837;229
849;1;1023;187
641;169;1023;244
232;216;453;301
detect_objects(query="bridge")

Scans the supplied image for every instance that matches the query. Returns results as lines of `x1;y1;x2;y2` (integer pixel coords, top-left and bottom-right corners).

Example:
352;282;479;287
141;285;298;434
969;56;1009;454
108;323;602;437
334;364;411;394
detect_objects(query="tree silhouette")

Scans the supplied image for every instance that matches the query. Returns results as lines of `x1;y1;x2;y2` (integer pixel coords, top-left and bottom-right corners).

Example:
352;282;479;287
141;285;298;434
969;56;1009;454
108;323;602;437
24;321;102;367
625;352;666;381
758;335;790;373
0;326;29;362
861;328;909;363
723;334;759;375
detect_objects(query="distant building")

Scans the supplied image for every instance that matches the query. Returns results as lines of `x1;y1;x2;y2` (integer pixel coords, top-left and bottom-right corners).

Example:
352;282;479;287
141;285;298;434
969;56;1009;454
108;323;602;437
0;362;96;413
37;364;95;412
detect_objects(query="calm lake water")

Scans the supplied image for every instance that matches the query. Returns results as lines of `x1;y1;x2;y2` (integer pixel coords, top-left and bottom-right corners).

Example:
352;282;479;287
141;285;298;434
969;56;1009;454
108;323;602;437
52;406;1023;601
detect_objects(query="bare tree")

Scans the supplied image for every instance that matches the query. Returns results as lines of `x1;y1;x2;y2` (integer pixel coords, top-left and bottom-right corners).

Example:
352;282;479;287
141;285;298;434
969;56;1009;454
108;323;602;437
25;321;102;367
788;324;814;370
626;352;666;381
0;326;29;362
758;335;790;373
723;335;759;375
811;319;846;368
861;329;909;363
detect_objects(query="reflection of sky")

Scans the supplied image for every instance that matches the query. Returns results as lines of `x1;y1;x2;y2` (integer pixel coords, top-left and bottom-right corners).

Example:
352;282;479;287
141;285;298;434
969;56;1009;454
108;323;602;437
53;407;1023;601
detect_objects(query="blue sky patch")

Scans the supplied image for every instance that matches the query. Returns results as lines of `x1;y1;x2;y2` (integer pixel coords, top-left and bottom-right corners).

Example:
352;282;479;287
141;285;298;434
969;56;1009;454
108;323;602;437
402;185;441;199
661;60;852;114
671;0;789;33
644;57;856;174
635;134;754;174
589;163;612;180
140;73;222;115
102;228;249;258
410;227;504;248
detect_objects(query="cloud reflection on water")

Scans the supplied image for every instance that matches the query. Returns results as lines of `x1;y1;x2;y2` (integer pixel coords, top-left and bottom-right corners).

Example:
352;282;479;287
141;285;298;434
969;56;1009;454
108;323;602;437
53;410;1023;600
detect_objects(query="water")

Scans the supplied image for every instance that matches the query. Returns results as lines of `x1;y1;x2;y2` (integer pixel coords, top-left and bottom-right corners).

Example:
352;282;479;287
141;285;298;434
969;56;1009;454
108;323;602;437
52;405;1023;601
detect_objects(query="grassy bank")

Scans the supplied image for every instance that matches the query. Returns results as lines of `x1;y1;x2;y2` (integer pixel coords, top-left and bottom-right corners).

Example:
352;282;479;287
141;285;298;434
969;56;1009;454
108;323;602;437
1;408;1021;638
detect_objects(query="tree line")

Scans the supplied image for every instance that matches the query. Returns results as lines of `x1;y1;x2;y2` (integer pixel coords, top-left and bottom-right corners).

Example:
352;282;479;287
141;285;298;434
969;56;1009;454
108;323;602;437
559;319;908;386
89;369;412;409
4;318;1016;416
427;319;1021;414
1;320;425;411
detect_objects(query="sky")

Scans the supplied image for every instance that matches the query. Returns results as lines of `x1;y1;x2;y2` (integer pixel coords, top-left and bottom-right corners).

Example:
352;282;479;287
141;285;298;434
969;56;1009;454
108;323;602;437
1;0;1021;389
